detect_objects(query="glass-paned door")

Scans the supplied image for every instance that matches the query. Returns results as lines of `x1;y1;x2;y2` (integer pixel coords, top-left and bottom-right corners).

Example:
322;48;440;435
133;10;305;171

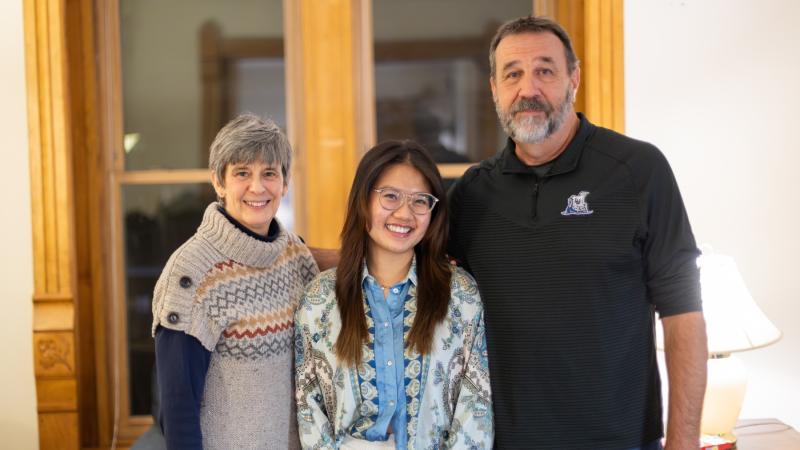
117;0;288;422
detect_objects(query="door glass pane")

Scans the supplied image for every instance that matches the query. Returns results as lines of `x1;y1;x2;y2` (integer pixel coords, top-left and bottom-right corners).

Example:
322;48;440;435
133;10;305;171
373;0;533;163
119;0;285;170
123;183;216;416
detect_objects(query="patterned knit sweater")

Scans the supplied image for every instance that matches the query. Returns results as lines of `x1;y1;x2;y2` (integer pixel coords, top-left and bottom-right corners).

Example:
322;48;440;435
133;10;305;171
152;203;319;449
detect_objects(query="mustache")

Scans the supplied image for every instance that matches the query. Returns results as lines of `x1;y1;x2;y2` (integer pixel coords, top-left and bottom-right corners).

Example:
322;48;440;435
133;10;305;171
510;96;552;115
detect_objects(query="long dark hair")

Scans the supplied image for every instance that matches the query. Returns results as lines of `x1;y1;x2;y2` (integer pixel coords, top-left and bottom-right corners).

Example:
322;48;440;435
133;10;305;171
335;140;451;366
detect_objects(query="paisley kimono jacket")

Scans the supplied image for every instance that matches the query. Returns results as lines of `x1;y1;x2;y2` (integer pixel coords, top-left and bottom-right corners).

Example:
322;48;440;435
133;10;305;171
294;265;493;449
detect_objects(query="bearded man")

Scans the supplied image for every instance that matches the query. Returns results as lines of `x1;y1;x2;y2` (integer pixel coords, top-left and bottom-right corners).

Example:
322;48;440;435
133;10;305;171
447;16;708;450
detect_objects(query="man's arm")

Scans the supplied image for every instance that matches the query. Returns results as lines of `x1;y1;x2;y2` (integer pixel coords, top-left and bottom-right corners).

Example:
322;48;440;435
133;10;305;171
661;311;707;450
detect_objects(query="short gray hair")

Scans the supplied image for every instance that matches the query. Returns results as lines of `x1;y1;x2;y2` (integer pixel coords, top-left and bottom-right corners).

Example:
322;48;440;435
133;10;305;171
489;15;579;79
208;114;292;192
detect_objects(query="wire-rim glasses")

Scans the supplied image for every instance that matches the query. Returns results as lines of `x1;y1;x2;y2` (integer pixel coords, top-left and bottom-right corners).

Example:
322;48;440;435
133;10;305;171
373;188;439;215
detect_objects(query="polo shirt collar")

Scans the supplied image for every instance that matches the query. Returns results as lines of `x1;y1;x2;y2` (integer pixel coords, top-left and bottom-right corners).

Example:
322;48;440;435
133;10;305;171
501;112;594;176
360;255;418;288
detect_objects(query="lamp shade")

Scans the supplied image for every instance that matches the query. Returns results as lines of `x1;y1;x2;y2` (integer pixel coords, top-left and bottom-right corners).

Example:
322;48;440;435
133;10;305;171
699;252;781;354
655;250;782;354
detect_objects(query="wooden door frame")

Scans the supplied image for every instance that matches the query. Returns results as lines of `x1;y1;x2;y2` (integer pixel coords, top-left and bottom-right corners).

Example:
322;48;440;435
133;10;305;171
24;0;623;447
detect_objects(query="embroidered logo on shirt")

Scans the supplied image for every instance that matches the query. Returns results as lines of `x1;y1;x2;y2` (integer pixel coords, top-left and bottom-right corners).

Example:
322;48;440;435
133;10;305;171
561;191;594;216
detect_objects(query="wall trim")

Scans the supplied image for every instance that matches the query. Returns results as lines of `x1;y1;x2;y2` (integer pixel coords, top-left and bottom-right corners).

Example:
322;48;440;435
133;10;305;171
23;0;80;448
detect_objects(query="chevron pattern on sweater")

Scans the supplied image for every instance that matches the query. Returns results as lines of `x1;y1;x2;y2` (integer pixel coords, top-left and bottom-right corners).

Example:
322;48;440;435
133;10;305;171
229;304;295;329
222;321;293;339
196;254;313;361
216;332;294;359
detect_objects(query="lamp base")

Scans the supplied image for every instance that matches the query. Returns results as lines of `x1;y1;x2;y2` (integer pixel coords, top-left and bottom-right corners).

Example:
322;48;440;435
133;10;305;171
701;354;747;438
700;432;736;450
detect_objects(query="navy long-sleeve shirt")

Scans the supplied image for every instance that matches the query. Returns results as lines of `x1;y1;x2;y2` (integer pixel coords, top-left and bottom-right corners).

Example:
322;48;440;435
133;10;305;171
155;327;211;450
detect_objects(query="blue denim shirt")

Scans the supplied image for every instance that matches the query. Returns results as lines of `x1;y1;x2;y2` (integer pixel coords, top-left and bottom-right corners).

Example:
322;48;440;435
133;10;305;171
360;263;416;450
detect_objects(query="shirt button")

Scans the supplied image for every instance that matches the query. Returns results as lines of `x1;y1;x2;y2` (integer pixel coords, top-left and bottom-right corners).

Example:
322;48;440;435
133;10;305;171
392;287;400;294
384;322;389;328
179;276;192;288
387;360;393;367
389;400;395;406
167;312;179;324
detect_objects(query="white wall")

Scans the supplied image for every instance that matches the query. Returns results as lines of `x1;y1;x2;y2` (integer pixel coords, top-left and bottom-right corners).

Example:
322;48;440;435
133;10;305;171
625;0;800;429
0;0;39;448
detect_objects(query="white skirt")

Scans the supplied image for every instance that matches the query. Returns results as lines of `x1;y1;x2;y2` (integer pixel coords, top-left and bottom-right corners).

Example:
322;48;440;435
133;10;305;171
340;434;396;450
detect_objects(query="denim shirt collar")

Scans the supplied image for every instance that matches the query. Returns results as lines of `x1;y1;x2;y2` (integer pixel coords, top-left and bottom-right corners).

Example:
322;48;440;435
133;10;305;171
361;255;418;288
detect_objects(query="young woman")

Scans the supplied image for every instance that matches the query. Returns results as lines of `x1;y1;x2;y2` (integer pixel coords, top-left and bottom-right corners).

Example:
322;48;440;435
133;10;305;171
295;141;493;449
152;114;318;449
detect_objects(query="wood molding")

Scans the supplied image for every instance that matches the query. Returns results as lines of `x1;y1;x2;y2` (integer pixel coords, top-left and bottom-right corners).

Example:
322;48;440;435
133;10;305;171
293;0;366;247
353;0;376;153
33;301;75;331
200;21;225;159
23;0;80;449
119;169;211;184
98;0;148;443
284;0;306;239
72;0;115;445
582;0;624;133
33;292;75;302
533;0;555;18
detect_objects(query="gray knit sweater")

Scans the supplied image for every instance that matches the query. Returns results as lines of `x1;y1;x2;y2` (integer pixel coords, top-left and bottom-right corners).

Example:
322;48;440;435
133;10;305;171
152;203;319;449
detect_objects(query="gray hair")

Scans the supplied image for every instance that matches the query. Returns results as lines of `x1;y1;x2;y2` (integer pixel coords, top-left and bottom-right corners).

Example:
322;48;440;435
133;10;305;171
208;114;292;195
489;15;580;79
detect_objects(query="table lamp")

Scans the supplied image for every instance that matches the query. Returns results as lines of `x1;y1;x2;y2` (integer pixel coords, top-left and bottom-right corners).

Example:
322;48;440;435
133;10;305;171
658;249;782;443
697;251;782;441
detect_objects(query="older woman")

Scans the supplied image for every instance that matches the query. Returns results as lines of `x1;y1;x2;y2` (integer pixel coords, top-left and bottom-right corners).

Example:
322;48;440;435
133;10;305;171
295;141;493;449
152;114;318;449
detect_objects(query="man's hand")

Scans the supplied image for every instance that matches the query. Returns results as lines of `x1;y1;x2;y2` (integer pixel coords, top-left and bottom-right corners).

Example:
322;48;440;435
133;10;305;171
662;311;707;450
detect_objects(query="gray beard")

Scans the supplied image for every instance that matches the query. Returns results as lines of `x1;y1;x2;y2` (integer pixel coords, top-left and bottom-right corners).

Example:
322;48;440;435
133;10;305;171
496;87;575;144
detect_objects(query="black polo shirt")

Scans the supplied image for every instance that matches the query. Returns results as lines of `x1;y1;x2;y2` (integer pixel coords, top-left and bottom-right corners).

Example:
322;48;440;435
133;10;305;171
448;113;701;449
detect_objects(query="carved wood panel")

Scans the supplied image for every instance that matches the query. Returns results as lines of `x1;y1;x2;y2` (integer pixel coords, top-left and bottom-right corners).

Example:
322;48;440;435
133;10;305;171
33;331;75;377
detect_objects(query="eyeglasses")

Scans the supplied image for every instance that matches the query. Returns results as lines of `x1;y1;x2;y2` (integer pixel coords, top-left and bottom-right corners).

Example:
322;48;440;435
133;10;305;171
373;188;439;215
